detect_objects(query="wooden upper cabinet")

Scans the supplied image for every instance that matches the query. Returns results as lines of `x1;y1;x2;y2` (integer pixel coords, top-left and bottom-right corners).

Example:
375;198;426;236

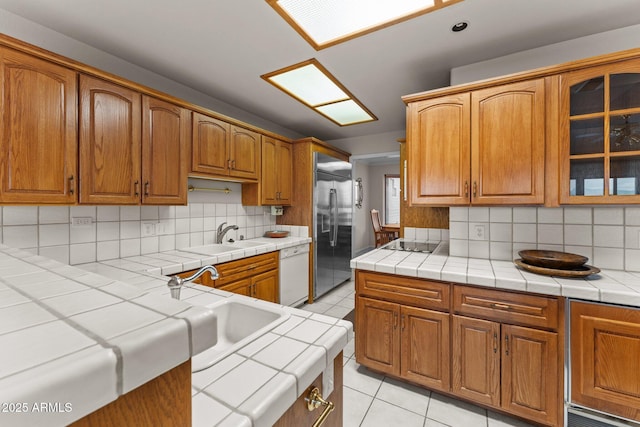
190;113;259;181
261;136;292;205
191;112;230;176
142;95;190;205
79;75;141;204
471;79;546;204
407;94;471;205
560;58;640;204
407;78;546;206
229;125;260;180
0;47;77;204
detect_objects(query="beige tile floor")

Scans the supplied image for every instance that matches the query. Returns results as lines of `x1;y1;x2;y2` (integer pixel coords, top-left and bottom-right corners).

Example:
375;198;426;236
300;280;537;427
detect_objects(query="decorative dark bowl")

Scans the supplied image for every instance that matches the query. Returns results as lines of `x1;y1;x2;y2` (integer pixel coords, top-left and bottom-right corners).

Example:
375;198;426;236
518;249;588;270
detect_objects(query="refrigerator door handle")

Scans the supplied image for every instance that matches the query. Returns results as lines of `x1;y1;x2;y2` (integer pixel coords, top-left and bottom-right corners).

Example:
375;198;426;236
329;188;337;247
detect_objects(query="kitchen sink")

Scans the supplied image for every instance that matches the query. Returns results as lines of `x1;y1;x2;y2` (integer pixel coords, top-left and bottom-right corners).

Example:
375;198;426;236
226;240;270;248
181;244;239;255
191;298;289;372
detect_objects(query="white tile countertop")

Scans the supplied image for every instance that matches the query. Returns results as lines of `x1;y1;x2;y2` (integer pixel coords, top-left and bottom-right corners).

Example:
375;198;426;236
0;236;352;427
350;239;640;307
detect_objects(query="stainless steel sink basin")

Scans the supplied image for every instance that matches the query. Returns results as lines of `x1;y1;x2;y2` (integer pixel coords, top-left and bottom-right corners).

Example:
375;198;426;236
191;298;289;372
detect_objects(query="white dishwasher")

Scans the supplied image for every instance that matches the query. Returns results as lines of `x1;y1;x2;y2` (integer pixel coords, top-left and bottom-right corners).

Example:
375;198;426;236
279;244;310;307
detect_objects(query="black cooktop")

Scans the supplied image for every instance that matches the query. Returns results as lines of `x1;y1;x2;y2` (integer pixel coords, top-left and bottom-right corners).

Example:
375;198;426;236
382;240;440;253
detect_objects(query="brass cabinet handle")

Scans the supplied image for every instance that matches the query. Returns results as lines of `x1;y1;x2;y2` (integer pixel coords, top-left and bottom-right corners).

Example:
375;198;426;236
493;332;498;353
401;314;405;331
393;312;398;329
232;159;236;169
144;181;149;196
306;387;335;427
68;175;75;195
505;335;510;356
227;159;231;169
464;181;469;198
134;180;139;197
491;302;511;311
473;181;477;198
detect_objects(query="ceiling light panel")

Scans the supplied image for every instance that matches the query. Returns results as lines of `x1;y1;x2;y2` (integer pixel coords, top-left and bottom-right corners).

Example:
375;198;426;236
268;0;463;49
267;64;348;106
262;59;377;126
316;100;373;126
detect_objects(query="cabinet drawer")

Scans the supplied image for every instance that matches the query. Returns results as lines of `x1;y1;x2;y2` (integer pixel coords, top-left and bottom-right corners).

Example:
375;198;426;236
356;270;450;312
453;285;559;330
213;251;278;287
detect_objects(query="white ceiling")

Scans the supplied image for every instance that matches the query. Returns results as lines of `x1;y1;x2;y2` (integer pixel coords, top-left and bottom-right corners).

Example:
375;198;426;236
1;0;640;145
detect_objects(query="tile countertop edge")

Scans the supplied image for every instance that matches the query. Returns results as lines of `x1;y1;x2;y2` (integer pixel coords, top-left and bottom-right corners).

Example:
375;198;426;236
351;240;640;307
0;236;351;427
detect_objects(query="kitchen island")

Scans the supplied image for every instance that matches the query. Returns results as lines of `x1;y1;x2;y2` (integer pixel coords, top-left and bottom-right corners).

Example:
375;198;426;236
0;236;351;427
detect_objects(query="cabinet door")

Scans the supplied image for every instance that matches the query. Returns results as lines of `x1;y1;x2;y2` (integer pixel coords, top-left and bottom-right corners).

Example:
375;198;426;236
252;269;279;303
0;48;77;203
502;324;558;425
276;140;293;204
355;296;400;376
229;126;259;180
407;94;470;205
191;112;230;176
218;278;252;297
260;136;279;203
141;96;190;205
400;305;450;392
452;315;500;406
560;59;640;204
79;75;141;204
471;79;545;204
571;301;640;422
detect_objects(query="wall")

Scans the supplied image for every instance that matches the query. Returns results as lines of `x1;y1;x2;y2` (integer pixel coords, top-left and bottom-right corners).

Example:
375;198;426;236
368;164;401;225
449;206;640;272
450;23;640;85
351;162;373;255
0;178;310;266
328;130;403;157
0;8;303;140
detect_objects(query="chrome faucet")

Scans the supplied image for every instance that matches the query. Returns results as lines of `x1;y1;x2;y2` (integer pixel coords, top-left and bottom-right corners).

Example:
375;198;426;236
167;265;219;300
216;222;239;244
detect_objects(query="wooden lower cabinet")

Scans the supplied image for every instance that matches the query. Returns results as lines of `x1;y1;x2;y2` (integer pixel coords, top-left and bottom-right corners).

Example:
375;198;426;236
274;351;343;427
71;360;191;427
452;315;500;406
571;301;640;422
356;270;563;426
356;296;450;392
178;252;279;303
453;315;558;425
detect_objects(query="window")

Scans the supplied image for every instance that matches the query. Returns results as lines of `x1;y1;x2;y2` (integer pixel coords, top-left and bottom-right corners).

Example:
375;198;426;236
385;174;400;224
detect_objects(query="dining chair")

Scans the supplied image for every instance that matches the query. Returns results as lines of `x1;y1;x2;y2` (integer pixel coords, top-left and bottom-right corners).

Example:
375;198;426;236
370;209;396;248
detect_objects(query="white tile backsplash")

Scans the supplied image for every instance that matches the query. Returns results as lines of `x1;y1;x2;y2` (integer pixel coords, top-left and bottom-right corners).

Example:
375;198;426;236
0;199;281;264
450;206;640;271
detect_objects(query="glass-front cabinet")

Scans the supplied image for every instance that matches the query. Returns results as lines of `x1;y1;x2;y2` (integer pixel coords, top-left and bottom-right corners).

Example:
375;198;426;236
561;58;640;203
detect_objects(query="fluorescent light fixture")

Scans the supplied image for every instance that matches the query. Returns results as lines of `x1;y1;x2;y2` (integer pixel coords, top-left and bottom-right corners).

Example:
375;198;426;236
267;0;463;50
262;59;376;126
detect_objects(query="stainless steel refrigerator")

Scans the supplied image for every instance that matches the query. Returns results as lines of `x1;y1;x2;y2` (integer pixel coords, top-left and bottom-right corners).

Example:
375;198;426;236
314;152;353;299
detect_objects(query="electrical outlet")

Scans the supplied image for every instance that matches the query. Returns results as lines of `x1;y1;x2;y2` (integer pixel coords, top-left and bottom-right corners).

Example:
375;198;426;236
71;217;93;228
155;222;165;235
474;225;486;240
142;222;156;237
